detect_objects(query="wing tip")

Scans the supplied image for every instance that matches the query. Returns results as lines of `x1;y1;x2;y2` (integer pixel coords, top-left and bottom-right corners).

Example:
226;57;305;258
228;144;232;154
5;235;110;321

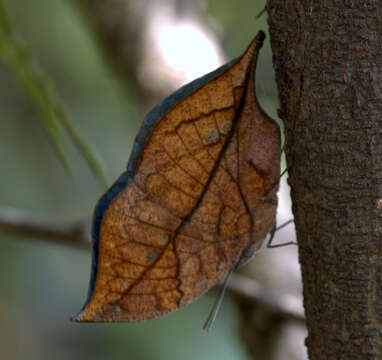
71;307;101;323
70;310;87;322
245;30;266;59
256;30;266;44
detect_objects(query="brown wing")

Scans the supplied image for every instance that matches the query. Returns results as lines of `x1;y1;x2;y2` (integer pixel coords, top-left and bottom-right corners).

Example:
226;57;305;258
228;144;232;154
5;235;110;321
73;31;280;322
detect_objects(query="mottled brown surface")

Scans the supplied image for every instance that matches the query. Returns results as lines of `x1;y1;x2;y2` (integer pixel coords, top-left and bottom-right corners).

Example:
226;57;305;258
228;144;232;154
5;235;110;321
75;34;280;322
268;1;382;358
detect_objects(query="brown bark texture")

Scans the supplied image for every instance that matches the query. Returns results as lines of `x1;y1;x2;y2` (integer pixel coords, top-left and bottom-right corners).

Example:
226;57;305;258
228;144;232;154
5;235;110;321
267;0;382;358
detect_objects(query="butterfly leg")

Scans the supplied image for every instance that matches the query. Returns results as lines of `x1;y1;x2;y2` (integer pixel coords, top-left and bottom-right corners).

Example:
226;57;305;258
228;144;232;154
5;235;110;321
263;167;288;195
203;219;295;331
204;218;296;331
203;267;235;332
246;159;286;204
261;196;278;206
267;220;297;248
203;229;265;331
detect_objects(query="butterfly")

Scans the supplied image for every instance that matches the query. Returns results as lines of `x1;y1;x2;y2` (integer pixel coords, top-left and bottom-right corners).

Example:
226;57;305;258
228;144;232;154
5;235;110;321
72;30;280;322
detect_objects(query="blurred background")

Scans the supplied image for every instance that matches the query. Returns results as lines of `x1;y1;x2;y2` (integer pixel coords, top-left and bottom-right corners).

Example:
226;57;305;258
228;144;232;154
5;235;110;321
0;0;306;359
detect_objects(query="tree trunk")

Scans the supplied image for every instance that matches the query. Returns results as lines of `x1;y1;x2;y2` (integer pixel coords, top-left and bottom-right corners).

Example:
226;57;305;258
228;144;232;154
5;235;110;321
267;0;382;358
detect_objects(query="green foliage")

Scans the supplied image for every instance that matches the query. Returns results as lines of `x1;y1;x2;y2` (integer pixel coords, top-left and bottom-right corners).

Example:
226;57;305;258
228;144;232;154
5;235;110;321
0;0;107;187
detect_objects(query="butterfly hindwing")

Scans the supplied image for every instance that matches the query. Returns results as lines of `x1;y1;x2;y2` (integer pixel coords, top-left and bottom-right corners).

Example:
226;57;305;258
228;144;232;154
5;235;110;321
73;31;280;322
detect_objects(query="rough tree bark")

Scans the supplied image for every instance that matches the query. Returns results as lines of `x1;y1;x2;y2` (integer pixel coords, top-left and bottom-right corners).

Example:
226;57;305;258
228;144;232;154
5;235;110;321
267;0;382;358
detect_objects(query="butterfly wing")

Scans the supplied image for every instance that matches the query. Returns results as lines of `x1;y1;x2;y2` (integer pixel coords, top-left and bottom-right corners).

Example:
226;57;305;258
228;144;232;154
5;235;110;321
73;31;280;322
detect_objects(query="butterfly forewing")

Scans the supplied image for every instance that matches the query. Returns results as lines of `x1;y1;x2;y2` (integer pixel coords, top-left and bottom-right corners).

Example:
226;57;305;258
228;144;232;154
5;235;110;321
73;31;280;322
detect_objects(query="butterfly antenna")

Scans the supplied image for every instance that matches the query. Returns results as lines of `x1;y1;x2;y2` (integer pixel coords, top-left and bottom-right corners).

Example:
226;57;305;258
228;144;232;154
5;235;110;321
256;7;266;19
203;267;234;332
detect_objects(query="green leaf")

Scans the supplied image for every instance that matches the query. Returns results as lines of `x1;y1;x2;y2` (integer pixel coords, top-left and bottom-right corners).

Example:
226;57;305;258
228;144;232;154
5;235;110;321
0;0;11;37
55;106;108;188
0;0;108;187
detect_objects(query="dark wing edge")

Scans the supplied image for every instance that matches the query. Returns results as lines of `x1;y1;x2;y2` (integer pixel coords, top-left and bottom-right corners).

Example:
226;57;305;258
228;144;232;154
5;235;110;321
71;31;266;321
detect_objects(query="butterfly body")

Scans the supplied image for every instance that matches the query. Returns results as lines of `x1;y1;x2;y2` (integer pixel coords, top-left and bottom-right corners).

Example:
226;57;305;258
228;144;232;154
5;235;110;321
73;31;280;322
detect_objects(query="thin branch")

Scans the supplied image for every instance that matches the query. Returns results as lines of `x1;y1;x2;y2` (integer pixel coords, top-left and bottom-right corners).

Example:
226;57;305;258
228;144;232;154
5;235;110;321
0;3;108;186
0;207;90;249
0;206;304;323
